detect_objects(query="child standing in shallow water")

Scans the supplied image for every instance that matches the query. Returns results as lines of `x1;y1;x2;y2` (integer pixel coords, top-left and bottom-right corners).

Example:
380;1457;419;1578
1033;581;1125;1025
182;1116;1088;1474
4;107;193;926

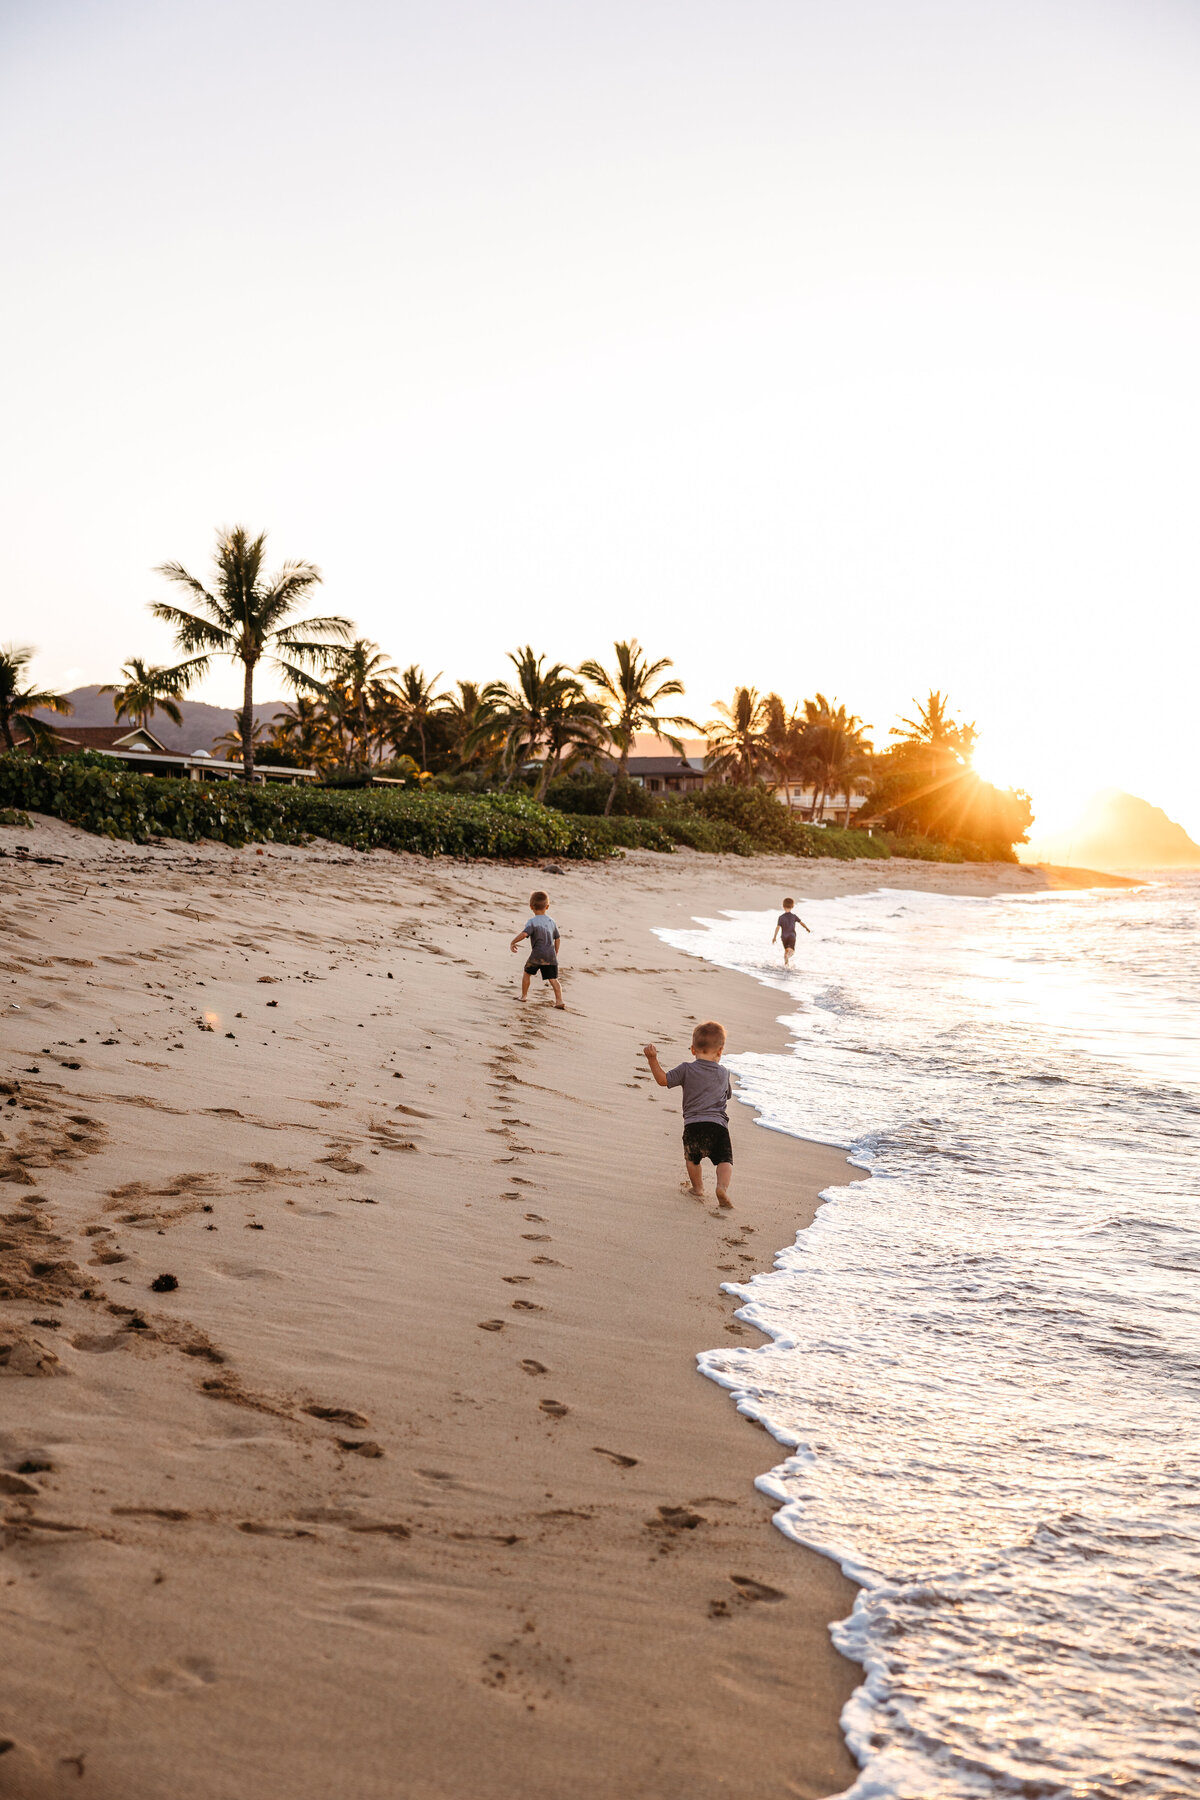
772;896;810;966
510;890;565;1007
642;1021;734;1207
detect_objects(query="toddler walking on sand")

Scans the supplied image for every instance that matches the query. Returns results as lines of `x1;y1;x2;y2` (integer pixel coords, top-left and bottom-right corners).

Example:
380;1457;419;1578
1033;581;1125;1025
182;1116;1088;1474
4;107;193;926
510;890;565;1007
772;896;810;966
643;1021;734;1207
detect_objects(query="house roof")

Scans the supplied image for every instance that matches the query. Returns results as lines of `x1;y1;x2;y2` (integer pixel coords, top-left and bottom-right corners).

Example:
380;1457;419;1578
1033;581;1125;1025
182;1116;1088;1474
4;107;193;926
17;722;171;754
623;756;705;777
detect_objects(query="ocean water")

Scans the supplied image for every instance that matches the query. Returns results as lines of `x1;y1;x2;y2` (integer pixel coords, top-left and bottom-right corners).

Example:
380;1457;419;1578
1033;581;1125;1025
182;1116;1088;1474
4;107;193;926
657;875;1200;1800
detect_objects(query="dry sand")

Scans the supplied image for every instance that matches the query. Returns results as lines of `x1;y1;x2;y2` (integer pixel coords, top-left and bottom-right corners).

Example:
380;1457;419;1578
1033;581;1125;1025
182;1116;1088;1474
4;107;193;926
0;818;1128;1800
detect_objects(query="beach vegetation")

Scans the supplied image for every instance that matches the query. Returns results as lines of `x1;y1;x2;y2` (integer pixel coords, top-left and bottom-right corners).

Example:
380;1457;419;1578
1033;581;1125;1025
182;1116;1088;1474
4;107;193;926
0;645;73;752
468;648;606;800
863;689;1032;858
702;686;771;785
577;640;697;815
98;658;189;732
150;525;352;780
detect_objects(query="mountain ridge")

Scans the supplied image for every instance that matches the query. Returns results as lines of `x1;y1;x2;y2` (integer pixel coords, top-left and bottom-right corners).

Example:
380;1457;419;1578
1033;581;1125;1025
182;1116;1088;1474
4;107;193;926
32;686;288;755
1022;789;1200;870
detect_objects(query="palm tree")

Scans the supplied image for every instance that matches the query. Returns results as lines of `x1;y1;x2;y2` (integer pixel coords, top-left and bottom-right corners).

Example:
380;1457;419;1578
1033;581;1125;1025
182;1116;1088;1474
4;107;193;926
99;658;188;733
264;695;336;771
578;639;697;815
820;707;874;826
0;645;73;752
872;690;978;839
801;696;872;823
536;686;607;801
150;525;352;780
704;686;770;786
391;664;451;770
325;639;399;768
213;710;268;763
891;690;977;773
761;693;808;812
470;648;590;796
442;681;501;771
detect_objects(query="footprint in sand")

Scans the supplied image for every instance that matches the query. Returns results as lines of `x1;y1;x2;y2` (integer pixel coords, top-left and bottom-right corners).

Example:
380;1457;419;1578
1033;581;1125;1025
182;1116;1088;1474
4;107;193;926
304;1404;370;1428
648;1505;705;1532
730;1574;786;1603
511;1299;542;1312
521;1233;550;1242
141;1655;219;1692
523;1213;547;1223
592;1447;638;1468
502;1274;532;1285
518;1359;547;1375
538;1399;568;1418
477;1319;506;1332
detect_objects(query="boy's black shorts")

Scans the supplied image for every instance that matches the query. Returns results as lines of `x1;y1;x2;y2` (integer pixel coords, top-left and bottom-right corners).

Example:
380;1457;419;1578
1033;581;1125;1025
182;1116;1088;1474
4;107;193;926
524;960;559;981
683;1123;733;1166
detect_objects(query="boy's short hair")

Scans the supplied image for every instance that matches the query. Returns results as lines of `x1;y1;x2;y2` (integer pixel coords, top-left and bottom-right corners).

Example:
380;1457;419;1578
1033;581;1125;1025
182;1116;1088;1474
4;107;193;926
691;1020;726;1053
783;897;794;908
529;890;549;910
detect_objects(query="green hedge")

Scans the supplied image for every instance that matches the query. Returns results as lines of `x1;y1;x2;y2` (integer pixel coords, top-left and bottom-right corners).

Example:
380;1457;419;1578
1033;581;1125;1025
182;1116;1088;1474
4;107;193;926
0;754;646;860
7;754;995;863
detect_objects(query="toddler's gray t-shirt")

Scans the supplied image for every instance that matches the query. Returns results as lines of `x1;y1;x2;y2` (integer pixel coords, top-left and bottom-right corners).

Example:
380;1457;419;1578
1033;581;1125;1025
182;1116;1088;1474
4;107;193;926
778;910;800;937
524;915;559;963
665;1058;732;1126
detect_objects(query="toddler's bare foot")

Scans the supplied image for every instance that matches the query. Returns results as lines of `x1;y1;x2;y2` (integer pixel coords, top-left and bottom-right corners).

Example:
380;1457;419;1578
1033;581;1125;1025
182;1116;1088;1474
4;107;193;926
554;1002;566;1009
680;1180;704;1198
716;1186;733;1208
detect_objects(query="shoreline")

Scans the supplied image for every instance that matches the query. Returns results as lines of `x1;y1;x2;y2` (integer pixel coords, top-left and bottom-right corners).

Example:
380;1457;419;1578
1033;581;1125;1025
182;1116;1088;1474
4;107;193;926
0;820;1129;1799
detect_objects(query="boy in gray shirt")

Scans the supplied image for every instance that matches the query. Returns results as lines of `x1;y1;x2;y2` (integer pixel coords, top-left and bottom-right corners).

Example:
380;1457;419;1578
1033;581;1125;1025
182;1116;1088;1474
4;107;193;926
642;1019;733;1207
510;889;565;1008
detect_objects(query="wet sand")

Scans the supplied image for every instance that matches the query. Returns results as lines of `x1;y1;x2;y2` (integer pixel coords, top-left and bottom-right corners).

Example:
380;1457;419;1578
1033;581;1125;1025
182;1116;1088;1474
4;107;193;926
0;819;1122;1799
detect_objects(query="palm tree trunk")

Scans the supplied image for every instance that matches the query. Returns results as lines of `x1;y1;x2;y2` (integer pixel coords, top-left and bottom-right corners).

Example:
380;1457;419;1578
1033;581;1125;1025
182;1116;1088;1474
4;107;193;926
604;740;629;816
535;750;561;803
242;659;256;781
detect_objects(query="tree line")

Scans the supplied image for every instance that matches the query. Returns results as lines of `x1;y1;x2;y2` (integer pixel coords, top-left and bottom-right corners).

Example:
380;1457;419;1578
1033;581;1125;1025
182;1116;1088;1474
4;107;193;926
2;523;1033;848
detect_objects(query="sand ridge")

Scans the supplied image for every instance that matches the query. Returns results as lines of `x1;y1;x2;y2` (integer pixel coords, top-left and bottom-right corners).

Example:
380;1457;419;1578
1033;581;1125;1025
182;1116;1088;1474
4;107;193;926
0;819;1111;1800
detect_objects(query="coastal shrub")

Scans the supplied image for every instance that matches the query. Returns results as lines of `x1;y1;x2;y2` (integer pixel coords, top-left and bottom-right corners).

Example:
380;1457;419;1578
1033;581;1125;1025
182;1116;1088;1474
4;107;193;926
0;754;677;860
0;807;31;828
660;815;756;855
810;826;889;860
544;773;660;817
880;835;1016;864
3;753;964;864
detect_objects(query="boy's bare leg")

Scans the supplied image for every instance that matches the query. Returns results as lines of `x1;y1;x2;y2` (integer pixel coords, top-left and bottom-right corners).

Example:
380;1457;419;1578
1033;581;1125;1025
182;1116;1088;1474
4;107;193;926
683;1156;705;1197
520;972;532;1000
715;1162;733;1207
783;945;794;966
549;978;565;1008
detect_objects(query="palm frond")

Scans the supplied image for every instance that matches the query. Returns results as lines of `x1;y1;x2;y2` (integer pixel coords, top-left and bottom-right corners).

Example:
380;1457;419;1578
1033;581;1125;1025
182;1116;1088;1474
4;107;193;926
148;603;231;653
273;660;335;699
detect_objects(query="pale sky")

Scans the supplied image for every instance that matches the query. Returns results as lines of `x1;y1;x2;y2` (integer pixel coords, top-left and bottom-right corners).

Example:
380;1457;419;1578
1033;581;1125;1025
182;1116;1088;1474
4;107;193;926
4;0;1199;836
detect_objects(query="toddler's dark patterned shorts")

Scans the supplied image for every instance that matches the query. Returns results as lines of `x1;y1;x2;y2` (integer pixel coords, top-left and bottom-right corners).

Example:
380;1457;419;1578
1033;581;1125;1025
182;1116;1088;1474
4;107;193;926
683;1123;733;1166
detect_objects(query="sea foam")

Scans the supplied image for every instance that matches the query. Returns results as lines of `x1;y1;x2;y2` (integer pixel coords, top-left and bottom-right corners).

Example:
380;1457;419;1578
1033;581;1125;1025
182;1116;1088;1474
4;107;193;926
659;876;1200;1800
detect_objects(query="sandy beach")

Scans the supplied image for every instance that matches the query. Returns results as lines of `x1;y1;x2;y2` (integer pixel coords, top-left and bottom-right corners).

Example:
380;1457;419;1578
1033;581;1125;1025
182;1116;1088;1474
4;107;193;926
0;819;1129;1800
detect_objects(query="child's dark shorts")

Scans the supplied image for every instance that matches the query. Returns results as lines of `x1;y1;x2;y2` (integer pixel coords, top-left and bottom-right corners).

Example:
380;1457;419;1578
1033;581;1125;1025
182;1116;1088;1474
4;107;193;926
524;960;559;981
683;1122;733;1166
781;934;797;950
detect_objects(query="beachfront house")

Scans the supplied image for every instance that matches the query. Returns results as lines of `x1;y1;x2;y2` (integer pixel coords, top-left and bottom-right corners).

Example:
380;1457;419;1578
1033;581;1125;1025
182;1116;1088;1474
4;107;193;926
12;721;317;785
619;754;707;796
